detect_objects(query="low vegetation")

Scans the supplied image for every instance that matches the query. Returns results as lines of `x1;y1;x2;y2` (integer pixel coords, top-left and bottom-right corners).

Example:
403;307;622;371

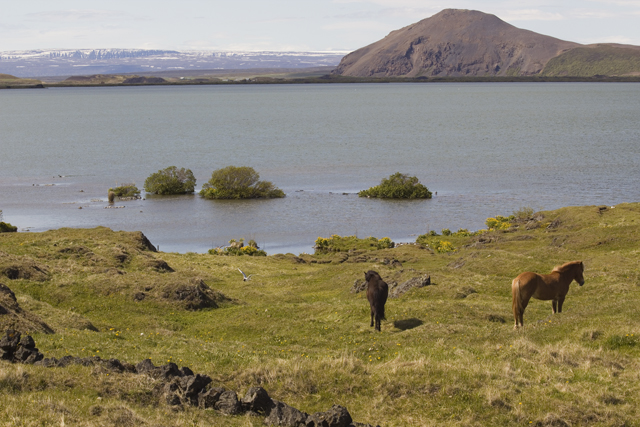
209;238;267;256
200;166;285;200
108;183;140;199
1;203;640;426
359;173;432;199
314;235;394;254
542;45;640;77
0;210;17;233
144;166;196;195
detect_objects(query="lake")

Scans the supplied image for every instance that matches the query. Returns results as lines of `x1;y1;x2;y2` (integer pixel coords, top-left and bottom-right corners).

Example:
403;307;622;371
1;82;639;254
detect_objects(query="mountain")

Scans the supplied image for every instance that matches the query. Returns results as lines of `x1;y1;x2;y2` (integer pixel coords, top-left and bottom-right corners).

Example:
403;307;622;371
0;49;347;78
333;9;640;78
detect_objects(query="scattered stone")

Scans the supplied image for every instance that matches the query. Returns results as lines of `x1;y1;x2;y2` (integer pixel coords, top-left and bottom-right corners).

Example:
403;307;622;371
389;275;431;298
198;386;227;409
264;400;310;427
241;386;273;415
135;358;157;374
215;390;243;415
179;374;212;404
308;404;353;427
351;279;367;294
0;330;378;426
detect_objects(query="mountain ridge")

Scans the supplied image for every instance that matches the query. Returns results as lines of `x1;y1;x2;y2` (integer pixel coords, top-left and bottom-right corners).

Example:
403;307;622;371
333;9;640;77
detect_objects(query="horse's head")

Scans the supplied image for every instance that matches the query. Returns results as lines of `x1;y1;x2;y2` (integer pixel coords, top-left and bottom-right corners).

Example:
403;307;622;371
365;270;380;283
575;261;585;286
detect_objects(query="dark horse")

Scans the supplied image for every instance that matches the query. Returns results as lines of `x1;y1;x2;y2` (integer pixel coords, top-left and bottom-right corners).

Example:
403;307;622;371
365;270;389;332
512;261;585;328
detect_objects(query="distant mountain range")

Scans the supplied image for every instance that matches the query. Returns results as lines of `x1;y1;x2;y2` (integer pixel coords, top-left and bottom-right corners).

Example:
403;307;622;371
0;49;347;78
333;9;640;78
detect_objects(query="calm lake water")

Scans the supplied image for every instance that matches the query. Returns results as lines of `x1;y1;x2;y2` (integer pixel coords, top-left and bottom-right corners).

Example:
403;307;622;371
1;83;639;254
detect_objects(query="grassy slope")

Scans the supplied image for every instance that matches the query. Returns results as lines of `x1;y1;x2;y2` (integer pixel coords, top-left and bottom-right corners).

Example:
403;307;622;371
1;203;640;426
542;45;640;77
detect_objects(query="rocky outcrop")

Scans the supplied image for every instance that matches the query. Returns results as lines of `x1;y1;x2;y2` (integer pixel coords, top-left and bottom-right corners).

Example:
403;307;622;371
333;9;579;77
0;283;54;334
1;330;380;427
389;275;431;298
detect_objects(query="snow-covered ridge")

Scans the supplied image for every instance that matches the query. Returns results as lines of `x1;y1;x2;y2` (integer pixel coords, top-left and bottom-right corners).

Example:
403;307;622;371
0;49;349;77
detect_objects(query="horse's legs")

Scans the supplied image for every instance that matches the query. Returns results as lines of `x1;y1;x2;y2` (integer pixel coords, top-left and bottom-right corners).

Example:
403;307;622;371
552;299;558;314
370;309;374;328
375;315;381;332
557;296;565;313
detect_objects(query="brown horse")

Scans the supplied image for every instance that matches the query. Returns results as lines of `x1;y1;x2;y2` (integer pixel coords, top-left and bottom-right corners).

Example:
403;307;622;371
512;261;585;328
365;270;389;332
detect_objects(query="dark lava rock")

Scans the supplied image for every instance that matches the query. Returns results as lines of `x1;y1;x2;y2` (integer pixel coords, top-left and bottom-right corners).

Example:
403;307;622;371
264;400;310;427
350;279;367;294
180;366;194;377
35;357;58;367
215;390;243;415
135;358;156;374
389;275;431;298
198;386;226;409
241;386;273;415
19;334;36;349
308;405;352;427
179;374;212;403
152;362;183;380
102;358;125;373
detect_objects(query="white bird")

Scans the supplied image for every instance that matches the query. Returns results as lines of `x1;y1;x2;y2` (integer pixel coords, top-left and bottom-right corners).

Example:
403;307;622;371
238;268;255;281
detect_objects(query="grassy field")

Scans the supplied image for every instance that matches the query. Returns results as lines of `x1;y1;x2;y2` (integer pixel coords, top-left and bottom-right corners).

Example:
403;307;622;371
541;45;640;77
1;203;640;426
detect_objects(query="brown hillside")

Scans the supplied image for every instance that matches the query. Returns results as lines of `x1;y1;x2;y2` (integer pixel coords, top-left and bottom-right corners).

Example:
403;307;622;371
333;9;580;77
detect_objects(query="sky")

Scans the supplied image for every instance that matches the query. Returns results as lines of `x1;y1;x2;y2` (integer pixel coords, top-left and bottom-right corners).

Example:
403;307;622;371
2;0;640;52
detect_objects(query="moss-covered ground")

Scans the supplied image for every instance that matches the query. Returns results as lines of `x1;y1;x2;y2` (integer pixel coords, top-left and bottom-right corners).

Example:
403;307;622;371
1;203;639;426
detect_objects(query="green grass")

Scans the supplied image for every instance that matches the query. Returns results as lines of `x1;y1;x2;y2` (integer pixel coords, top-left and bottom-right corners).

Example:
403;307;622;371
542;45;640;77
1;203;640;426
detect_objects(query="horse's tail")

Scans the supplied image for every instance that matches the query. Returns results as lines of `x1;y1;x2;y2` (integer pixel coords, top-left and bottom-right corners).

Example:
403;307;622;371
377;298;386;321
512;277;524;321
372;285;387;321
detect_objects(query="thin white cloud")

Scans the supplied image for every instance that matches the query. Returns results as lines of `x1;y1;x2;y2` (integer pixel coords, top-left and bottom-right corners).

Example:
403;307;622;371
588;0;640;5
322;20;394;31
498;9;565;21
25;9;142;22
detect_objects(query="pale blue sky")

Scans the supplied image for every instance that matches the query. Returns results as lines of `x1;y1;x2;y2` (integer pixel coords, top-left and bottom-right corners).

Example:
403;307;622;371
2;0;640;52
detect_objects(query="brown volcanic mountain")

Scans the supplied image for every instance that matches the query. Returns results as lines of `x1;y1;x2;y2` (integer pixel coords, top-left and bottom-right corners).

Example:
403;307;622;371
334;9;581;77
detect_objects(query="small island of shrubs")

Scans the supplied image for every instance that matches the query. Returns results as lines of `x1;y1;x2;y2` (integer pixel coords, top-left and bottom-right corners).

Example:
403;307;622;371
359;172;432;199
144;166;196;195
0;210;17;233
200;166;285;200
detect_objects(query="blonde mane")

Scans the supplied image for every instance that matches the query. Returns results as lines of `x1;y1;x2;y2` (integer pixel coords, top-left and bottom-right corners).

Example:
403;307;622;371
552;261;582;273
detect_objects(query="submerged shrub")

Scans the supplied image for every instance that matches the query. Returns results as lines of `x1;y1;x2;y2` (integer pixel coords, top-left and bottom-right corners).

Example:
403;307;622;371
109;183;140;198
0;211;14;233
200;166;285;199
0;222;17;233
359;172;432;199
144;166;196;195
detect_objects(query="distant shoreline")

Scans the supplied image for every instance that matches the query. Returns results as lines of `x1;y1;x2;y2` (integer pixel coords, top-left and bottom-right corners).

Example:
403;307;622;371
4;74;640;90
